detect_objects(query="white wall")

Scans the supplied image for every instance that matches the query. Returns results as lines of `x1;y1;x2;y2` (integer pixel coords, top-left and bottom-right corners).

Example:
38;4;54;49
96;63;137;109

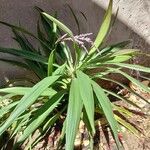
0;0;149;85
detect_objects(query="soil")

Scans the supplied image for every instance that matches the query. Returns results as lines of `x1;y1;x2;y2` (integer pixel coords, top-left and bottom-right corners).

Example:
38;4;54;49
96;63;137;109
1;80;150;150
31;81;150;150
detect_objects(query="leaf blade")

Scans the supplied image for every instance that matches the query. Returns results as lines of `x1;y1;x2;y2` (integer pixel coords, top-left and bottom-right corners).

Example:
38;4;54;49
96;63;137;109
48;50;54;76
92;80;120;149
0;87;56;96
106;63;150;73
89;0;113;54
0;76;60;135
66;78;83;150
76;71;95;135
0;47;47;64
42;12;73;37
17;91;65;143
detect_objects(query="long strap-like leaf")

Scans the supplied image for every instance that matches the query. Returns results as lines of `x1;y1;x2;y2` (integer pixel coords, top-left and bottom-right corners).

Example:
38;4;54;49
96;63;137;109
42;12;73;38
76;71;95;135
0;75;60;136
110;68;150;93
17;91;65;143
0;47;47;64
92;80;121;149
66;78;83;150
106;63;150;73
89;0;113;55
0;87;56;96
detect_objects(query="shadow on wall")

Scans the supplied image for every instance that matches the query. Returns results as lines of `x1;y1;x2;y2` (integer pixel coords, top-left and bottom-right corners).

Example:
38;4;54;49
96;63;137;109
0;0;149;86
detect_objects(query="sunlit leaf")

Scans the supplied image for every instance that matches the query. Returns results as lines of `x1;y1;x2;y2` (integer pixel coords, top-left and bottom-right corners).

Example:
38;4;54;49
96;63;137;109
17;91;65;143
106;63;150;73
111;69;150;93
31;113;60;149
104;55;132;63
89;0;113;54
53;63;66;76
0;102;19;119
42;12;73;37
104;89;141;109
0;87;56;96
113;104;132;118
111;49;139;56
101;77;150;104
114;114;139;137
48;50;54;76
92;80;121;149
95;40;132;57
0;76;60;135
76;71;95;135
66;78;83;150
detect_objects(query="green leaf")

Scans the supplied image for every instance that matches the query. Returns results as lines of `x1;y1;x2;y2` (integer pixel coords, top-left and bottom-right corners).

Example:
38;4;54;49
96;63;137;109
0;87;56;96
112;69;150;93
76;71;95;135
82;109;92;134
57;119;66;149
104;55;132;63
60;42;73;63
106;63;150;73
92;80;121;149
83;40;131;68
104;89;141;109
0;47;47;64
113;104;132;118
10;111;31;138
101;77;149;104
82;109;94;149
42;12;74;37
89;0;113;54
0;102;19;119
66;78;83;150
114;114;139;137
87;55;131;69
96;40;132;57
85;40;132;68
17;91;65;143
36;7;58;45
111;49;139;56
53;63;66;76
31;113;60;149
4;29;46;78
48;50;54;76
0;75;60;135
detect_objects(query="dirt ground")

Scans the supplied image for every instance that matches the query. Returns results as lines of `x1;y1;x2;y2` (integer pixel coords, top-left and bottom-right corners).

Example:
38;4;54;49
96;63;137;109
34;80;150;150
122;115;150;150
1;80;149;150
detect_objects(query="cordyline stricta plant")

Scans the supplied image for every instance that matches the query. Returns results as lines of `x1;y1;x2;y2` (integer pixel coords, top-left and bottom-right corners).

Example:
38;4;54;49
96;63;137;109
0;0;150;149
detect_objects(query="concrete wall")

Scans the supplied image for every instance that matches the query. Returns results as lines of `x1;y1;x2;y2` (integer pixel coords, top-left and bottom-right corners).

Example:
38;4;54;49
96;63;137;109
0;0;149;85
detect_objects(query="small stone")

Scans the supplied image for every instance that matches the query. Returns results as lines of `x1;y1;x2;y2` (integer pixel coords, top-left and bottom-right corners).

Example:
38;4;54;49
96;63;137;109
83;140;89;146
